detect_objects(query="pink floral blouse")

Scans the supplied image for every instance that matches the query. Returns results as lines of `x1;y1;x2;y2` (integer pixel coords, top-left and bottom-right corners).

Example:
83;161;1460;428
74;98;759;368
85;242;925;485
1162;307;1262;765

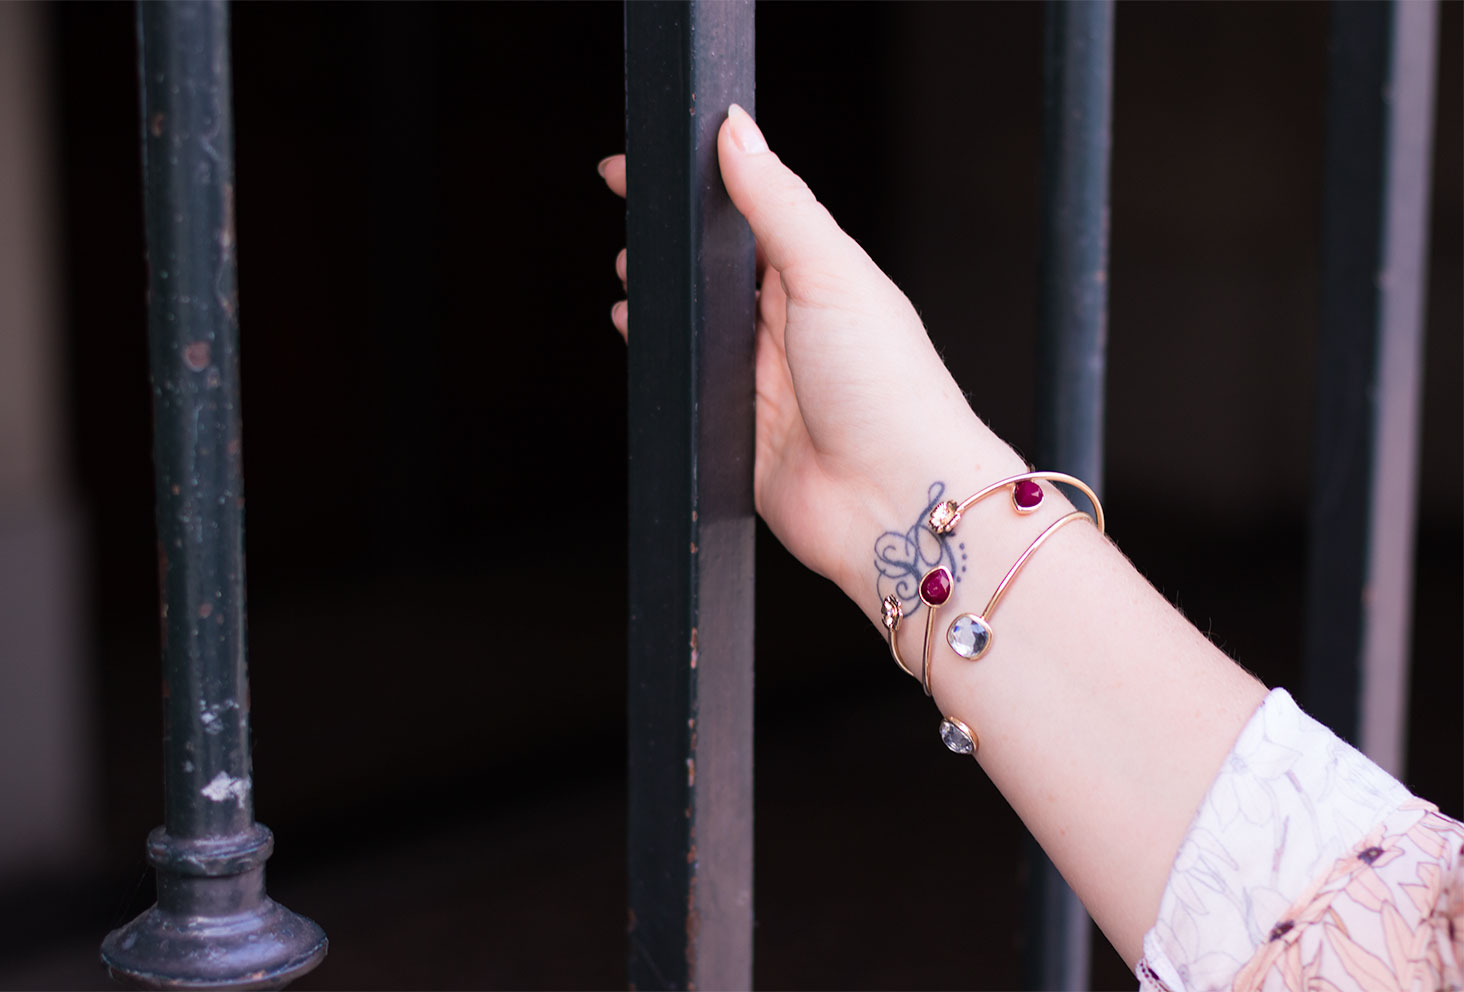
1136;689;1463;992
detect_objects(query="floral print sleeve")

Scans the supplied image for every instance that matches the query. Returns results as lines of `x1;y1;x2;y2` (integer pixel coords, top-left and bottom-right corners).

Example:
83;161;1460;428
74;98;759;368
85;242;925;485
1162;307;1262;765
1135;689;1464;992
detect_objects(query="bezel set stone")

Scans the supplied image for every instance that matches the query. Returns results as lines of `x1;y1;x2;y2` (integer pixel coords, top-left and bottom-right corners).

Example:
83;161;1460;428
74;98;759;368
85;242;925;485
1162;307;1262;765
947;612;993;660
939;717;977;756
880;594;902;631
918;566;953;607
1012;479;1045;512
927;499;961;535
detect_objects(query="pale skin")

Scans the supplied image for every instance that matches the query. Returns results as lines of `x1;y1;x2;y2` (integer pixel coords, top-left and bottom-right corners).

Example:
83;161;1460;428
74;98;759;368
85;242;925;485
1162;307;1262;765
601;105;1269;968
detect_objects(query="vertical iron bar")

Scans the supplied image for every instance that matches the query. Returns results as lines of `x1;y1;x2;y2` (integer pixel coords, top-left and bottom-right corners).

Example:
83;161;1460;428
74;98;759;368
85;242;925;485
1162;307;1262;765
1302;0;1437;775
1029;1;1113;989
100;3;327;986
625;2;756;989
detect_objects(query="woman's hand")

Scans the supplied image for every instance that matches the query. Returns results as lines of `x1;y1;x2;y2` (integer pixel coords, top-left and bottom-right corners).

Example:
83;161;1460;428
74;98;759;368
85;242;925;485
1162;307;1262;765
601;106;1025;610
604;107;1273;968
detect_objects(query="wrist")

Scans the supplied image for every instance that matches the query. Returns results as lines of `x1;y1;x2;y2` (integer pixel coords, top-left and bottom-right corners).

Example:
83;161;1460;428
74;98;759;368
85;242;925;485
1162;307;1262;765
831;417;1032;628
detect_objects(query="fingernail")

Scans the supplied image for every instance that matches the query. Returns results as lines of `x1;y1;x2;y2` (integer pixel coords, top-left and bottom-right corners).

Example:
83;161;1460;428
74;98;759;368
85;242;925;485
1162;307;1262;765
611;301;626;323
727;104;767;154
597;155;615;177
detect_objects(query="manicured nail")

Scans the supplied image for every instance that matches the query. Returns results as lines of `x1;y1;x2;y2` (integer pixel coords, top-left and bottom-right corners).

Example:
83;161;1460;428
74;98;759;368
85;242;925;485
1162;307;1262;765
597;155;615;177
727;104;767;154
611;301;627;323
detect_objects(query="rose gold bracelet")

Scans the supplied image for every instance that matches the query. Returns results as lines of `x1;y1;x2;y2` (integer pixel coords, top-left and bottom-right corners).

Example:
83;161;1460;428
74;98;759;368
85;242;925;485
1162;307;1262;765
877;470;1105;759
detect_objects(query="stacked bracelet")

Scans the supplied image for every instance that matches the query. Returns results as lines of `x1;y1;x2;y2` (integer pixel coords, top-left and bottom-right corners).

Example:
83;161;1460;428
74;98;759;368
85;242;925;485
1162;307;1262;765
879;471;1105;760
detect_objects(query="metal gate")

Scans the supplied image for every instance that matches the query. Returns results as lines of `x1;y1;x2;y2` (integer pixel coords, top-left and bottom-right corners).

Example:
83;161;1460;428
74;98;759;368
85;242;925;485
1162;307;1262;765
97;1;1439;988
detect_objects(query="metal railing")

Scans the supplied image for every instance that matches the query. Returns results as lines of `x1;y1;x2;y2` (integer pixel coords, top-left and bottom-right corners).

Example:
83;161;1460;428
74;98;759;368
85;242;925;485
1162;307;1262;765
624;3;757;987
98;0;1438;987
99;3;326;986
1302;0;1437;778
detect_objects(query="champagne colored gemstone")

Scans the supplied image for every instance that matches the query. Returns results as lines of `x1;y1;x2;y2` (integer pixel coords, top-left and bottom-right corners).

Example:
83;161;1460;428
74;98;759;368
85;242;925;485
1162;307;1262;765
947;613;992;659
928;499;961;534
939;718;976;755
1013;480;1044;510
919;567;952;606
880;595;902;631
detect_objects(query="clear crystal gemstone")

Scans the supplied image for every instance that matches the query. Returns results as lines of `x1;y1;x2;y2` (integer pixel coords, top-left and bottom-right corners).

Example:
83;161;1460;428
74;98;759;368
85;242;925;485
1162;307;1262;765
947;614;992;659
939;718;975;754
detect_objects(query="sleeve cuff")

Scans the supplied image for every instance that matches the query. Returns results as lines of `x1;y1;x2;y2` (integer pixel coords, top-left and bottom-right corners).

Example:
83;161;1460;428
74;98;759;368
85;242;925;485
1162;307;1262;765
1137;688;1414;992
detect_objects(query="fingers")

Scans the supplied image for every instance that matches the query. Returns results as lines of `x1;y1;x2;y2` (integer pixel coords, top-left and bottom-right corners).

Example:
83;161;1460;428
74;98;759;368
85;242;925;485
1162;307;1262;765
611;300;627;341
609;247;628;340
600;156;628;340
716;105;865;290
598;154;626;198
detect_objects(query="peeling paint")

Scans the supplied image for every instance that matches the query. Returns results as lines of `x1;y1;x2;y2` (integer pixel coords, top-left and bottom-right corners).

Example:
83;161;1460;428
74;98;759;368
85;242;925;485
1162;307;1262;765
199;698;239;735
200;771;250;809
685;874;700;987
183;341;211;371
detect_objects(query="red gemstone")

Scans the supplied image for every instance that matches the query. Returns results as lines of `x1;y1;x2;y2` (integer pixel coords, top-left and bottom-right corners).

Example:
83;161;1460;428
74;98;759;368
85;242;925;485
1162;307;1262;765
919;567;952;606
1013;480;1044;509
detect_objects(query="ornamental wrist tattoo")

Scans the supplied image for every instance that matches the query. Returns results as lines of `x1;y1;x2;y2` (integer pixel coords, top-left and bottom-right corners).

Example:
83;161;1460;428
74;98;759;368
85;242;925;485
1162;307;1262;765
872;481;968;617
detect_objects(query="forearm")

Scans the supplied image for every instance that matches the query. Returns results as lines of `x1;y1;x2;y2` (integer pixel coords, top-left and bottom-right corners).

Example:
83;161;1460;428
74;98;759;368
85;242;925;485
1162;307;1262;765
607;109;1269;966
830;410;1268;966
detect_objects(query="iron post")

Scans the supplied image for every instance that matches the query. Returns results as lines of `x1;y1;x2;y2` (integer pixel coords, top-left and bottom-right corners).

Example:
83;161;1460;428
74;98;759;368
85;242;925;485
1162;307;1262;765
1301;0;1437;775
624;2;757;988
1028;1;1114;989
100;3;327;987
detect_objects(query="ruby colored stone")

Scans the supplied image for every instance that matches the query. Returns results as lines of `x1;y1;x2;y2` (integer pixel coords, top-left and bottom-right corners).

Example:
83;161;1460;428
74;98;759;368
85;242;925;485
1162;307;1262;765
1013;480;1044;509
919;567;952;606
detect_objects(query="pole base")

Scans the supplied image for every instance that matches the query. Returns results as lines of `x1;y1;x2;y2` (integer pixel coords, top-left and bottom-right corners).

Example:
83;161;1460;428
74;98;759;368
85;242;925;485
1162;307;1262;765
101;826;326;989
100;895;326;990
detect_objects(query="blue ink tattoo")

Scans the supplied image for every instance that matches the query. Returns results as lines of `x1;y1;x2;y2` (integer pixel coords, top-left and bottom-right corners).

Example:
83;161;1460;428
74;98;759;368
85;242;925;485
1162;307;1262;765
874;482;961;616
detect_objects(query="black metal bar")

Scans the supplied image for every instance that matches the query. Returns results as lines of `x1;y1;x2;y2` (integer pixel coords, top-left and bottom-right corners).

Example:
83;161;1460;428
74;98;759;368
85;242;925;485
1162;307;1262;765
624;2;756;988
1302;0;1437;773
100;3;326;987
1028;1;1113;989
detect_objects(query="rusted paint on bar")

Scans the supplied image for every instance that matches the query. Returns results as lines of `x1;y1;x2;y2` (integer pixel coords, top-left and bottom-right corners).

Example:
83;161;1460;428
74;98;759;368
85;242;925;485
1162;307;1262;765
624;2;756;989
100;3;326;986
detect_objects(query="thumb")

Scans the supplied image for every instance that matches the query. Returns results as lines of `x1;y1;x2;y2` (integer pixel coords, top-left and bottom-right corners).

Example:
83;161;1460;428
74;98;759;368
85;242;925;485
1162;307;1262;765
717;105;868;288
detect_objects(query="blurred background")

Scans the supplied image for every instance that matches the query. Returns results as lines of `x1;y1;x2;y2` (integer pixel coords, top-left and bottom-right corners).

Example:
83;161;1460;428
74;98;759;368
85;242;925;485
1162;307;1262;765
0;2;1457;989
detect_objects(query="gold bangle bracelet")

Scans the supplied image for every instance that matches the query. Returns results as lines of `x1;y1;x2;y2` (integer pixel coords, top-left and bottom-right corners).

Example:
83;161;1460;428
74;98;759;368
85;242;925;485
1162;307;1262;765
878;472;1106;694
875;470;1106;760
927;470;1104;537
942;509;1091;662
920;472;1104;692
930;510;1097;760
